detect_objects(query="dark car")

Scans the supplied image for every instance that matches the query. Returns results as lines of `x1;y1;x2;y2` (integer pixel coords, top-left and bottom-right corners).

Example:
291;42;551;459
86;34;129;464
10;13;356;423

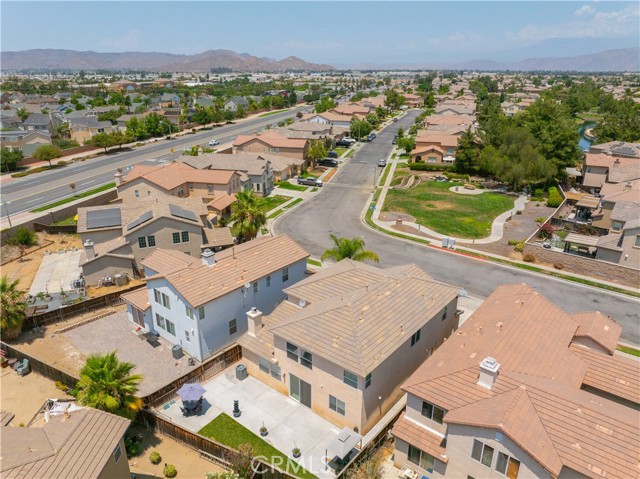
335;140;352;147
327;151;338;159
297;176;323;187
318;158;338;167
367;133;376;142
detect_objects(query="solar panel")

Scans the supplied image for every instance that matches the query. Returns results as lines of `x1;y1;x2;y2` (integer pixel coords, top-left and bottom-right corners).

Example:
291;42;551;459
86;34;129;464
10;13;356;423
169;203;198;222
127;210;154;231
86;208;122;229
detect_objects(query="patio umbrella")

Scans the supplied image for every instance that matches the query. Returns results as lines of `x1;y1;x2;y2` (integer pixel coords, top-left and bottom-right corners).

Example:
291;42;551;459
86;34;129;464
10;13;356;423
177;382;206;402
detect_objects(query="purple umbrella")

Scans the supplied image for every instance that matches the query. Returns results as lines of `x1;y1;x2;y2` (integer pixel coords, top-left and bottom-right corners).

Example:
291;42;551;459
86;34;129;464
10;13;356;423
177;383;206;402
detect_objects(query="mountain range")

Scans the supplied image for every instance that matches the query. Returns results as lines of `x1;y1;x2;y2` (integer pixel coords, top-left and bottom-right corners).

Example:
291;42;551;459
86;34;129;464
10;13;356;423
2;47;638;72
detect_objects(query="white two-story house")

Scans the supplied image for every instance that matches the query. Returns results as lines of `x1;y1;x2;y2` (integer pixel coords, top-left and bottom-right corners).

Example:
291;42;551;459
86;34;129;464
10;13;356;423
122;235;309;361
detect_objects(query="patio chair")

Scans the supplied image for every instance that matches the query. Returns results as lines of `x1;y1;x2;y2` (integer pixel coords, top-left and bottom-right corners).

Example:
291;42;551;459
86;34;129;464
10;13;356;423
16;359;30;376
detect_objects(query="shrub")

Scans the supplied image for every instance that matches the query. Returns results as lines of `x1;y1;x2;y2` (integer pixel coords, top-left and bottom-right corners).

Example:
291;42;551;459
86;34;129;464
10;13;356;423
507;239;524;246
553;263;564;270
534;217;546;223
124;435;142;457
444;172;470;181
516;210;522;215
408;163;454;171
163;464;177;478
533;188;545;198
54;381;69;392
149;451;162;464
523;253;535;262
537;223;555;239
514;242;525;252
546;187;563;208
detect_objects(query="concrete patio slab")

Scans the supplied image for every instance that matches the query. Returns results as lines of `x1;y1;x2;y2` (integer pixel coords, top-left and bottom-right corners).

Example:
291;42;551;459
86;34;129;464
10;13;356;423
29;250;82;296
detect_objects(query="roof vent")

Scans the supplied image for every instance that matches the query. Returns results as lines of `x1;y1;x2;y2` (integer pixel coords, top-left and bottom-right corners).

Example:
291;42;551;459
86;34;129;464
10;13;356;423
201;248;215;267
478;357;500;390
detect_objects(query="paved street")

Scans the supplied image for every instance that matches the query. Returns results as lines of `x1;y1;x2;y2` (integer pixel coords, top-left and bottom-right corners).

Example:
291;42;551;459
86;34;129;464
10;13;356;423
1;106;309;218
274;111;640;345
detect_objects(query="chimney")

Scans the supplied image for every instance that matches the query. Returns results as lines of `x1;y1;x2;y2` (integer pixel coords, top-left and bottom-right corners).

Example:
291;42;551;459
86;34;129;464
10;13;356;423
84;240;95;260
201;248;215;267
247;307;263;337
624;182;632;191
478;357;500;390
114;171;123;186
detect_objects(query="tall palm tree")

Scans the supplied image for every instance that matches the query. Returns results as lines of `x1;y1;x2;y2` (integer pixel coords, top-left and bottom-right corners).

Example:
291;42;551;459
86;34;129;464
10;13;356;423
230;190;267;242
15;107;29;122
0;276;26;340
76;351;143;419
321;234;380;264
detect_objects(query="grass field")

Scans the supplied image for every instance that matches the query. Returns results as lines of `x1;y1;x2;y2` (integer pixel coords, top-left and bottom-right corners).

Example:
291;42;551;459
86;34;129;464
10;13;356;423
198;413;315;479
333;147;348;157
277;182;308;192
617;344;640;357
30;183;116;213
259;195;291;214
383;180;514;239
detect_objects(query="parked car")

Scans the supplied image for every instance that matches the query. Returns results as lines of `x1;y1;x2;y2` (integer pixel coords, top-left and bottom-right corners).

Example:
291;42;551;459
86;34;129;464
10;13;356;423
297;176;323;187
208;139;220;146
327;151;338;158
393;117;398;122
318;158;338;167
378;158;387;167
335;140;352;147
367;133;376;142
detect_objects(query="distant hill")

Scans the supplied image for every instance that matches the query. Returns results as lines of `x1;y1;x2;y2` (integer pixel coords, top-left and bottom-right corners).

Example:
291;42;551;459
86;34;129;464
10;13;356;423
0;48;335;72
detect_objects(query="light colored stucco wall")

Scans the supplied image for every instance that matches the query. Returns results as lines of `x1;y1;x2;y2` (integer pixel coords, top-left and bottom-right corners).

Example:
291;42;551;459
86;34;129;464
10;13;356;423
96;437;131;479
126;217;204;261
394;438;447;479
82;255;134;286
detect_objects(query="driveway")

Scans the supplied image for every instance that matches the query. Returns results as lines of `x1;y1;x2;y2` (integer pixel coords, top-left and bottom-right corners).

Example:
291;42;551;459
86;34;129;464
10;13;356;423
273;110;640;345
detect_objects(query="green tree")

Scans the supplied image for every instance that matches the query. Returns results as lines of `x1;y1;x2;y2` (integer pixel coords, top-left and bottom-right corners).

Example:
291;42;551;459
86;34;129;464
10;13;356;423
0;276;26;340
1;148;24;172
315;96;336;114
595;97;640;142
396;127;404;139
321;234;379;264
306;139;327;166
230;190;267;243
350;119;373;140
55;123;70;140
32;144;62;167
15;107;29;122
397;136;416;155
89;132;116;153
384;90;405;110
76;351;143;420
9;227;37;261
454;128;481;173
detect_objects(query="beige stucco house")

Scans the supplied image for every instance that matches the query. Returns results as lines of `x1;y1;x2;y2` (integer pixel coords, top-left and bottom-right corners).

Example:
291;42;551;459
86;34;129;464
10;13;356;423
595;201;640;269
0;130;51;157
392;283;639;479
410;134;459;164
232;131;309;162
69;117;116;144
239;259;461;434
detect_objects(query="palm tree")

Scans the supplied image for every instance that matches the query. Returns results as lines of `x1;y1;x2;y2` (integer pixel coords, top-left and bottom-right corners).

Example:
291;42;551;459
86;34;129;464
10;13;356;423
16;107;29;122
230;190;267;242
76;351;143;419
0;276;26;340
321;234;380;264
55;123;70;140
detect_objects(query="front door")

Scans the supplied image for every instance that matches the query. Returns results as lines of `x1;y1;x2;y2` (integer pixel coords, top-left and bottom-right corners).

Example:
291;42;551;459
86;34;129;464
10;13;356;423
290;374;312;408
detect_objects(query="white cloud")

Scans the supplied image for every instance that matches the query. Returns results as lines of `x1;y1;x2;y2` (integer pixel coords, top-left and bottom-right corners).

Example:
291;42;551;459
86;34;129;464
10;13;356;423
98;29;142;51
448;32;465;42
574;5;595;16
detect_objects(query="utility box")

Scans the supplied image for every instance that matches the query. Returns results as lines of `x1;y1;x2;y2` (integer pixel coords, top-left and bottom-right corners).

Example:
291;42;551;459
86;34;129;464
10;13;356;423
172;344;183;359
236;364;248;381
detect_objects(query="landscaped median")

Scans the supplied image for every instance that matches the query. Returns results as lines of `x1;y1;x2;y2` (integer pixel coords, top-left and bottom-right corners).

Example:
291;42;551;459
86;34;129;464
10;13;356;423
198;413;316;479
30;182;116;213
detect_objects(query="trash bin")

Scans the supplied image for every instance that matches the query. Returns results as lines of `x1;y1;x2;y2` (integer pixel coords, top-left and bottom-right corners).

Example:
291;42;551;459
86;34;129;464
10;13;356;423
236;364;248;381
172;344;183;359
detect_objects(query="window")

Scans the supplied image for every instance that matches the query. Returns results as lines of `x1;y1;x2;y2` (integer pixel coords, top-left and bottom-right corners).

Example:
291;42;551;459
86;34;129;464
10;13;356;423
259;357;270;374
343;370;358;389
635;235;640;248
113;444;122;463
256;183;261;192
172;232;181;244
270;362;282;380
496;452;520;479
188;183;194;190
471;439;494;468
185;330;191;342
181;231;189;243
252;281;258;294
611;221;623;232
365;373;372;389
207;184;214;194
138;236;147;248
155;313;166;330
301;351;313;369
411;329;421;346
428;157;437;163
147;235;156;247
198;306;205;320
266;275;271;287
421;401;445;424
441;305;448;321
282;267;289;282
134;190;140;198
408;445;434;473
147;190;151;197
186;306;196;320
229;319;237;335
155;291;170;309
173;231;190;244
165;319;176;336
154;289;160;304
286;342;299;361
259;357;281;380
329;395;346;415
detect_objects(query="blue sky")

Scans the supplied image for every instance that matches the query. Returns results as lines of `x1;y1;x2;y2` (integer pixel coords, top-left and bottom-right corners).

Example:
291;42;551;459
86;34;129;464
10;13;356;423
2;1;638;66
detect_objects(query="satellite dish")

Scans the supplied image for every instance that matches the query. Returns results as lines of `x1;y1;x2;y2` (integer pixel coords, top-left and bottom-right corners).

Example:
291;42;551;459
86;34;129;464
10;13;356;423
298;299;306;307
244;282;251;289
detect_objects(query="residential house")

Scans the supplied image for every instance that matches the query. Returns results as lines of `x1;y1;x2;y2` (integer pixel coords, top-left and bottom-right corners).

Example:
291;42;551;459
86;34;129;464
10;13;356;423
332;103;371;116
68;117;116;144
501;102;526;117
274;121;349;146
392;283;639;479
403;94;423;108
159;93;181;108
0;110;22;130
232;131;309;163
77;197;215;285
589;141;640;159
435;104;475;116
239;260;461;434
424;114;475;129
122;235;309;361
22;112;63;136
109;79;139;91
410;134;460;164
595;201;640;269
581;153;639;193
302;111;354;128
590;180;640;230
0;130;52;156
193;96;215;108
224;96;249;112
0;400;131;479
182;152;278;196
117;161;243;203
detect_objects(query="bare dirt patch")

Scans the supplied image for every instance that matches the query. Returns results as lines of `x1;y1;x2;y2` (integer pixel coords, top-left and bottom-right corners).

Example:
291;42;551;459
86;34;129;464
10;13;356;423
391;224;433;238
379;211;416;222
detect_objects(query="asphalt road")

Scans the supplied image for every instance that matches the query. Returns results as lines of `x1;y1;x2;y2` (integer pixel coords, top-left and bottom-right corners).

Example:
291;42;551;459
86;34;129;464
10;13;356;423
274;111;640;345
2;106;310;217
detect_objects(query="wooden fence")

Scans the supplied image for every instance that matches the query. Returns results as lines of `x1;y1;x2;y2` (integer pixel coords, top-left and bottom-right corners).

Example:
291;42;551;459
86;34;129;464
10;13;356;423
144;344;242;407
0;342;78;388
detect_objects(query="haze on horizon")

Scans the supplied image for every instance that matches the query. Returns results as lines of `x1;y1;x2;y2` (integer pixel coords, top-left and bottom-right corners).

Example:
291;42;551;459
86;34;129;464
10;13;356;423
1;1;639;67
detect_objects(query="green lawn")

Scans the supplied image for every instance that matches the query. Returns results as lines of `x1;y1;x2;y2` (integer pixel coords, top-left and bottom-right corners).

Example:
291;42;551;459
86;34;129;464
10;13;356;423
198;413;316;479
333;147;348;157
267;198;302;219
378;164;391;186
259;195;291;214
383;181;514;239
30;183;117;213
259;109;289;117
307;258;322;267
617;345;640;357
52;216;78;226
277;182;308;192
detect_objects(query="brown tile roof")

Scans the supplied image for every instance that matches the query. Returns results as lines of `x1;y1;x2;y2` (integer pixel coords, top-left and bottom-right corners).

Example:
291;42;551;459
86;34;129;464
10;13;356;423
202;227;235;249
583;153;637;169
1;410;15;427
238;301;301;359
121;287;150;311
154;235;308;308
122;161;237;191
391;415;449;463
208;193;237;211
411;145;444;155
571;312;622;354
1;407;130;479
141;247;198;276
415;133;459;148
425;114;474;126
332;104;370;115
233;131;307;149
595;234;623;251
302;111;354;122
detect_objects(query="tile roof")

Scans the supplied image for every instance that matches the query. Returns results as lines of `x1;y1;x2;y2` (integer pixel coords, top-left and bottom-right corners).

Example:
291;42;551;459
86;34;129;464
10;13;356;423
391;415;449;463
610;201;640;228
208;193;237;211
121;287;151;311
571;312;622;354
415;133;459;148
183;152;274;176
151;235;308;308
141;247;199;276
202;226;235;249
122;161;237;191
233;131;307;149
595;233;623;251
302;111;354;122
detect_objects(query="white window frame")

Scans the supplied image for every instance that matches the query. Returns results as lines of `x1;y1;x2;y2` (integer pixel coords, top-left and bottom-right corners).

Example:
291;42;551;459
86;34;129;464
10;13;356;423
471;439;495;468
329;395;346;416
343;370;358;389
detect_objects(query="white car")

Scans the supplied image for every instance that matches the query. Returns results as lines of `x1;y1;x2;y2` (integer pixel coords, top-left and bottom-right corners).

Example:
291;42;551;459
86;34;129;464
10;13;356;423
378;158;387;167
208;139;220;146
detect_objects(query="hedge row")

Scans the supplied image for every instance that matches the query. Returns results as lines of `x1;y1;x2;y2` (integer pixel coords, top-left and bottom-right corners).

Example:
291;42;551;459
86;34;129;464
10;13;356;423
408;163;454;171
546;187;563;208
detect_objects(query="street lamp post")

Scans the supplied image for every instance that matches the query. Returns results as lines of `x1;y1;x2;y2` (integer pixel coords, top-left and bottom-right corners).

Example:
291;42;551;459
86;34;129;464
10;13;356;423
1;201;12;228
159;120;172;139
